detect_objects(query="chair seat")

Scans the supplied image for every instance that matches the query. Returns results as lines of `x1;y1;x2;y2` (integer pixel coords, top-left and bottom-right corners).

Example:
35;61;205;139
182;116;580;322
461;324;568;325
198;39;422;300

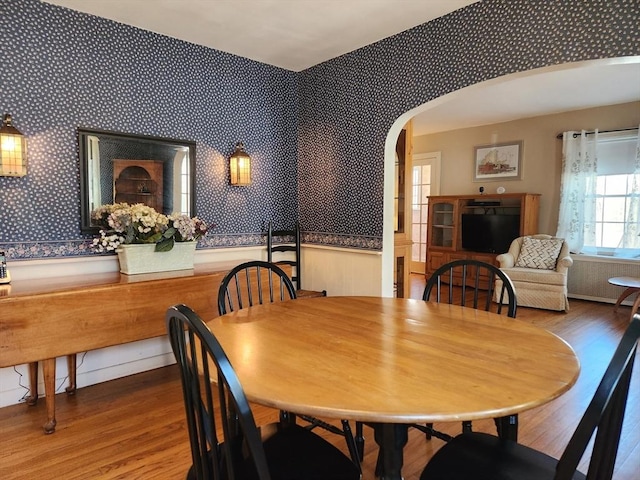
188;423;360;480
500;266;567;286
420;432;586;480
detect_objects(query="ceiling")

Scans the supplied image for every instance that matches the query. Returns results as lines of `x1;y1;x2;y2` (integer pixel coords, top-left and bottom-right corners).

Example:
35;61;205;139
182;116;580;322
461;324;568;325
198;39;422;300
410;60;640;136
43;0;640;136
43;0;478;71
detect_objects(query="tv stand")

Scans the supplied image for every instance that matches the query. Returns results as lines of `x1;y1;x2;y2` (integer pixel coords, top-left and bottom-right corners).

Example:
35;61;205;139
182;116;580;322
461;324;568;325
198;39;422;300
426;192;540;284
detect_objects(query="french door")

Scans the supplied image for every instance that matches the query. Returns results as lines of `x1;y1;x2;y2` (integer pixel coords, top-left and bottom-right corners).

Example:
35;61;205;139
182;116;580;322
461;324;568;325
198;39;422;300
411;152;440;274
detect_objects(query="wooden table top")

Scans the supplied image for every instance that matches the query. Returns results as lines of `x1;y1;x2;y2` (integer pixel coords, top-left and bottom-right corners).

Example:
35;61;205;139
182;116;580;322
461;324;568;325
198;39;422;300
0;260;254;367
207;296;580;424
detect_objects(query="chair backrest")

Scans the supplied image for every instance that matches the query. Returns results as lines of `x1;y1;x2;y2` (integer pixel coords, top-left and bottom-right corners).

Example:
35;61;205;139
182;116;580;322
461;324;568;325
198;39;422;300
166;304;272;480
217;260;297;315
555;314;640;480
267;221;302;289
423;259;517;317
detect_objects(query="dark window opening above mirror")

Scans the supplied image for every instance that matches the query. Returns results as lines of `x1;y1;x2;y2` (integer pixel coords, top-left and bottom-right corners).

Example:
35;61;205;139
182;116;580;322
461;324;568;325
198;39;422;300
78;128;196;234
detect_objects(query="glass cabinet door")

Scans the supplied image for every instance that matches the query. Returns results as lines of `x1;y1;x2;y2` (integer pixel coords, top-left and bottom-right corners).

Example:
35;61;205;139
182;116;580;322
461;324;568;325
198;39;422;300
430;201;455;248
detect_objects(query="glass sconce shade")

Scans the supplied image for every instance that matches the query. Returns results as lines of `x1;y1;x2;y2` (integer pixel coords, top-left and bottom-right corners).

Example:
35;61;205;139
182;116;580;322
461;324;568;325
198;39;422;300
229;141;251;185
0;113;27;177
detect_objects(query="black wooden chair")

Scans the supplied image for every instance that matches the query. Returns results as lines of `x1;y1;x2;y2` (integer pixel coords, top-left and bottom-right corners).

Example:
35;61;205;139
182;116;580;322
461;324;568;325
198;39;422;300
354;259;517;459
420;313;640;480
217;260;297;314
267;221;326;298
423;258;517;317
217;260;359;465
166;304;362;480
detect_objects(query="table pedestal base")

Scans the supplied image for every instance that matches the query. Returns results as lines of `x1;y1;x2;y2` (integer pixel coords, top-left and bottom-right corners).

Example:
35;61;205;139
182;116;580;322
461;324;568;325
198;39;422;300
373;423;408;480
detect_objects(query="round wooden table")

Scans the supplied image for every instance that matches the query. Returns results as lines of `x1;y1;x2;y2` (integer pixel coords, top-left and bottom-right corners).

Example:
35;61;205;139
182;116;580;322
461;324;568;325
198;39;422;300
608;276;640;314
207;296;580;480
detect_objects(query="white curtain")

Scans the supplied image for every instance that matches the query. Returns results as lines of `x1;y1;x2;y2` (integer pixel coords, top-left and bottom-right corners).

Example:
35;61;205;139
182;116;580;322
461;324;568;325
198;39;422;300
622;127;640;250
556;130;598;253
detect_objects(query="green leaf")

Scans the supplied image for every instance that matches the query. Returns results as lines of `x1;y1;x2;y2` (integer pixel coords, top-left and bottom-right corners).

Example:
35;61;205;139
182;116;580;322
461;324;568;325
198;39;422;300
163;227;176;240
155;237;175;252
124;225;136;244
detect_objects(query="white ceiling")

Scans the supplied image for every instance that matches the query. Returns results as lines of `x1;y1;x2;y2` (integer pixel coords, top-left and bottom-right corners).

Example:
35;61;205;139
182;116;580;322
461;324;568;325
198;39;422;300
43;0;640;136
410;60;640;136
43;0;478;71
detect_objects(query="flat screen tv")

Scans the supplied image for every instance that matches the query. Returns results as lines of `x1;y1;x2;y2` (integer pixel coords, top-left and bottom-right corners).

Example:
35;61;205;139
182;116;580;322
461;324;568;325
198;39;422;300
461;214;520;254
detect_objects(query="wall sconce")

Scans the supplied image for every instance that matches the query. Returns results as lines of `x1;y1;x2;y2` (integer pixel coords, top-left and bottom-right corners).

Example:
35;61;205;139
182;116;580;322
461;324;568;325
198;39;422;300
0;113;27;177
229;141;251;186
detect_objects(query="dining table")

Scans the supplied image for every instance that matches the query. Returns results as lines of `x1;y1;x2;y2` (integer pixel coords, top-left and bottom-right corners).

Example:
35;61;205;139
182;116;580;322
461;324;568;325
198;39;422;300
205;296;580;480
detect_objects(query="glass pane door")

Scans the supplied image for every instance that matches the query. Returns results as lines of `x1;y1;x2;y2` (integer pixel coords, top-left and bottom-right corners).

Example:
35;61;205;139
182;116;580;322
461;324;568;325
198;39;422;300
411;152;440;274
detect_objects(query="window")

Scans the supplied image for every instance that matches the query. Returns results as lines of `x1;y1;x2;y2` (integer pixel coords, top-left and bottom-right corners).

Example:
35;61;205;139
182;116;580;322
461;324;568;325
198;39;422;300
171;147;191;215
558;129;640;258
585;133;640;256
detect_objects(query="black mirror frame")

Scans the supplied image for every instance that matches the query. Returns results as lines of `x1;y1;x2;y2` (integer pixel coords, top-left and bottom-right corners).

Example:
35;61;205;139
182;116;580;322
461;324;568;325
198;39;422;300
78;128;196;234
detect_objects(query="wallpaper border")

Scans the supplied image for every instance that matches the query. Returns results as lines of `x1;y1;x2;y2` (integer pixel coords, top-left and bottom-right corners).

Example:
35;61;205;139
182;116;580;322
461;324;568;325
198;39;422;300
1;233;381;260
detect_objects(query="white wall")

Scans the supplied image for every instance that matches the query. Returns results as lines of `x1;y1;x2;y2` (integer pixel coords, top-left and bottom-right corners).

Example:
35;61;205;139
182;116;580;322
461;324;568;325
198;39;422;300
412;101;640;234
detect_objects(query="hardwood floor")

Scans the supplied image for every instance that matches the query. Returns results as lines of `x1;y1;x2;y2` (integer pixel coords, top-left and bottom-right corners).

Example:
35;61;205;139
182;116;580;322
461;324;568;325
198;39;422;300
1;275;638;479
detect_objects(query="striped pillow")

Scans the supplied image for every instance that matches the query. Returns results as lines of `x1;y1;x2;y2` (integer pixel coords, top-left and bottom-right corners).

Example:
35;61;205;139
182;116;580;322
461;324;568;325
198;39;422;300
515;237;564;270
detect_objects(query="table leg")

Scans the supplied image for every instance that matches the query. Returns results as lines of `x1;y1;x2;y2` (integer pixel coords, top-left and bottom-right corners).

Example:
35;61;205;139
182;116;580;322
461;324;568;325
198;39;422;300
42;358;57;434
630;294;640;318
373;423;408;480
495;414;518;441
65;354;77;394
26;362;39;406
613;287;640;312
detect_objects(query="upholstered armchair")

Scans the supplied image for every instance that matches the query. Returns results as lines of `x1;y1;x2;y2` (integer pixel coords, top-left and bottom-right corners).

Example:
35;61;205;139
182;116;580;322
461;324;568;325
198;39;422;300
495;234;573;312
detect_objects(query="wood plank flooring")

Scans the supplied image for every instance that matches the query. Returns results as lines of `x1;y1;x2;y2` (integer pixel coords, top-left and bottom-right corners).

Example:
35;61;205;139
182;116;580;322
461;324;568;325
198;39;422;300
1;275;638;479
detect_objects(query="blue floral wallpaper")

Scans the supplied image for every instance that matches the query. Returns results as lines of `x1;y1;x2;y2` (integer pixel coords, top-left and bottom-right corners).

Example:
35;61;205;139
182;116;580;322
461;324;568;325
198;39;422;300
0;0;299;259
297;0;640;238
0;0;638;260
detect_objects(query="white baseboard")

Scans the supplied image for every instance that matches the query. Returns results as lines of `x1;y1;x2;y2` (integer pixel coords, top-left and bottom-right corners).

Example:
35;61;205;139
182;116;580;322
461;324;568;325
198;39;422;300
0;340;175;408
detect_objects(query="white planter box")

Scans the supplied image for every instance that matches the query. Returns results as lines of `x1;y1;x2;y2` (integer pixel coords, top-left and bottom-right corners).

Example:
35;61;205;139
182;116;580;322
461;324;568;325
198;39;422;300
116;242;196;275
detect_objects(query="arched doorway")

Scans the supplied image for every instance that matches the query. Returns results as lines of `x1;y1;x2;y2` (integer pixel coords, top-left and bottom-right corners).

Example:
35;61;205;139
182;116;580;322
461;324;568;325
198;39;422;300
382;57;640;296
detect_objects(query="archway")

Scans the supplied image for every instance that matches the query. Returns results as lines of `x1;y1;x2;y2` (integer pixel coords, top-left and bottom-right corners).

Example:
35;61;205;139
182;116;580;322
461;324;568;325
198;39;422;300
382;57;640;296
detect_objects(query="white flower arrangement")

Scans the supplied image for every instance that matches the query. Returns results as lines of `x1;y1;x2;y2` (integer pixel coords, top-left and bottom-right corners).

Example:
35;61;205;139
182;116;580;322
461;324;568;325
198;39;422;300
91;203;208;253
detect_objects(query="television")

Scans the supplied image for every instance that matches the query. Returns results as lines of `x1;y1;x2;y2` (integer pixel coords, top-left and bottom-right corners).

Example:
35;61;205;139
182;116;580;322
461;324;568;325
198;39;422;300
461;214;520;254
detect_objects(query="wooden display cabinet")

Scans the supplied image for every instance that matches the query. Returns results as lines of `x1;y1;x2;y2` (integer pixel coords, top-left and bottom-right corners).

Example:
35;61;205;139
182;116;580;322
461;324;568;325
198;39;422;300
425;193;540;285
394;122;413;298
113;160;164;212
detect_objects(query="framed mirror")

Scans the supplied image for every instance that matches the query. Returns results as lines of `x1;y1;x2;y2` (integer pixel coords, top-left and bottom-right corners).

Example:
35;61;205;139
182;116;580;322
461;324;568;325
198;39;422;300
78;128;196;233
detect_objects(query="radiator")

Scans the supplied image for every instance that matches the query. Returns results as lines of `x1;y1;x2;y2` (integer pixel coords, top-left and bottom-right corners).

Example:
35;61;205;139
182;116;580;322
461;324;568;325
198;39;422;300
568;255;640;304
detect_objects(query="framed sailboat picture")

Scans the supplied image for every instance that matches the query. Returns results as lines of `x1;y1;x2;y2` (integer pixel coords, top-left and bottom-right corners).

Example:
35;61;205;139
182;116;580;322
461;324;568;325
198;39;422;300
473;141;523;181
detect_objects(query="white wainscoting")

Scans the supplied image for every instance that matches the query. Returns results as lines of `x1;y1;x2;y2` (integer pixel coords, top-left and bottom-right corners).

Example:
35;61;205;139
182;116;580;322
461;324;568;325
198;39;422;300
300;245;383;296
0;245;383;407
567;254;640;304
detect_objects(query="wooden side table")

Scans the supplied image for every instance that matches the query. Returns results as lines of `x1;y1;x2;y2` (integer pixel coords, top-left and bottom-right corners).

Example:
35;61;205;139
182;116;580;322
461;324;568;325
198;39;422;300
608;276;640;314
